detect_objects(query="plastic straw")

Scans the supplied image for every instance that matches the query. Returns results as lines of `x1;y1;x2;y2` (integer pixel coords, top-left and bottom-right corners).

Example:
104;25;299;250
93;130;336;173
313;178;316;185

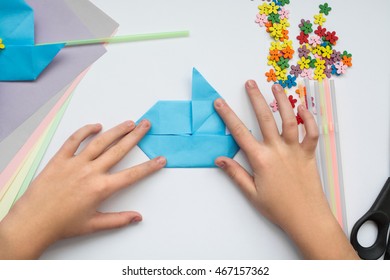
36;30;190;47
306;79;323;185
314;81;330;201
324;79;344;227
330;80;348;232
319;81;337;214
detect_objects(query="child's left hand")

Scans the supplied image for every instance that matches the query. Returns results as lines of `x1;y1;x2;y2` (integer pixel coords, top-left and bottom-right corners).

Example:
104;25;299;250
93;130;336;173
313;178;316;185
0;120;166;259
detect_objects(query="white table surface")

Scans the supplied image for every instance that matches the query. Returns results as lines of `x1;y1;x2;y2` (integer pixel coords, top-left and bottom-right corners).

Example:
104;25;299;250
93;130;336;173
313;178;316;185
39;0;390;259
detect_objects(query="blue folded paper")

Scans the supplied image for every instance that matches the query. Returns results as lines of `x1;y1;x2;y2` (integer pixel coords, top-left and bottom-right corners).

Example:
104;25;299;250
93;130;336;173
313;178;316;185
0;0;64;81
137;68;240;168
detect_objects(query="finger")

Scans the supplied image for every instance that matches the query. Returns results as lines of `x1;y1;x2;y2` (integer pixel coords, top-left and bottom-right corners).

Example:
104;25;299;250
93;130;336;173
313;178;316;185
298;105;319;153
86;211;142;233
215;156;257;201
214;98;259;154
56;124;102;158
96;120;151;169
107;156;166;194
272;84;299;144
245;80;280;143
81;121;135;160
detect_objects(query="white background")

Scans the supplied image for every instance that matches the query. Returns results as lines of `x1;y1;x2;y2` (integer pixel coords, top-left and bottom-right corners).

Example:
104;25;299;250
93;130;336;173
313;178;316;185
39;0;390;259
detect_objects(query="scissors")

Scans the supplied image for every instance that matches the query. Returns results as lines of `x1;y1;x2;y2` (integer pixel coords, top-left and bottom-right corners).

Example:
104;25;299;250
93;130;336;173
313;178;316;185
350;177;390;259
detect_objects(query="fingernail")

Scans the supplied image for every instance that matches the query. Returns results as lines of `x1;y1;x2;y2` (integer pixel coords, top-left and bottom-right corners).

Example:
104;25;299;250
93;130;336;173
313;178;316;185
215;160;226;169
130;216;142;224
214;98;225;109
156;156;166;166
138;119;150;129
272;84;283;93
246;80;256;89
124;120;135;129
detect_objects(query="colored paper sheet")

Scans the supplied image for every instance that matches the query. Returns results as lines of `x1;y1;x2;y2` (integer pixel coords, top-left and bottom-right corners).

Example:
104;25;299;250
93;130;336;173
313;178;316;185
0;92;74;221
137;68;239;168
0;0;118;198
0;0;111;142
0;0;119;174
0;70;87;201
0;85;67;173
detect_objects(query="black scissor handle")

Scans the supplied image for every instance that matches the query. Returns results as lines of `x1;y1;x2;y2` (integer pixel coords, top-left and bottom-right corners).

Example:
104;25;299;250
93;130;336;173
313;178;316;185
350;177;390;259
350;211;389;259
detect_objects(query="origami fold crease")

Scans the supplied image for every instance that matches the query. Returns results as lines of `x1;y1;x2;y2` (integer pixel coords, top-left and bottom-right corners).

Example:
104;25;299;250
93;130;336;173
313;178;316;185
137;68;240;168
0;0;64;81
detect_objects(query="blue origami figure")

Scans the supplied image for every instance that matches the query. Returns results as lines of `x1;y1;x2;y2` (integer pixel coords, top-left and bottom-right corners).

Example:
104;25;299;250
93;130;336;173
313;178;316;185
137;68;240;168
0;0;64;81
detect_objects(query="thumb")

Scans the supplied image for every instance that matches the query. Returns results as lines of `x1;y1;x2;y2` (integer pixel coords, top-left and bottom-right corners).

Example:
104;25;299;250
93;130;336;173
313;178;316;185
87;211;142;233
215;157;257;201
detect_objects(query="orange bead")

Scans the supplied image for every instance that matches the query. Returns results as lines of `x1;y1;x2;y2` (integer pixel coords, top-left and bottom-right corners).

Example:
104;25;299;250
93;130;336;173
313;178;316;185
265;69;277;82
342;55;352;67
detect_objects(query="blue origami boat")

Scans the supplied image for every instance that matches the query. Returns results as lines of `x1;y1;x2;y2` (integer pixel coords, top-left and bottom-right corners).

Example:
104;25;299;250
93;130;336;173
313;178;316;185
137;68;240;168
0;0;64;81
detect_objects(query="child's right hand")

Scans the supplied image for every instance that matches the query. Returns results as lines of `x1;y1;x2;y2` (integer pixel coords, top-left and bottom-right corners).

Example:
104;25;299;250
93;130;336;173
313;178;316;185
214;81;359;259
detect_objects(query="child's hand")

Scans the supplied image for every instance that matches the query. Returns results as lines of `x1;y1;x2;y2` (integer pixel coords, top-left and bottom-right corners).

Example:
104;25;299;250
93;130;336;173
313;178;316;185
0;120;166;259
214;81;359;259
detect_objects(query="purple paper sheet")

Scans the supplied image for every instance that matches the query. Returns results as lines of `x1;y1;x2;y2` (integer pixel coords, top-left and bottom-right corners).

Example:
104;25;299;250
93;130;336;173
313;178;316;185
0;0;107;141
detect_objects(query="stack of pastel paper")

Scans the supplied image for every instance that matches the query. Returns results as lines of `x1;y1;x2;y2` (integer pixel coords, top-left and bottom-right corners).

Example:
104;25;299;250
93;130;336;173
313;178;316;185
0;0;119;220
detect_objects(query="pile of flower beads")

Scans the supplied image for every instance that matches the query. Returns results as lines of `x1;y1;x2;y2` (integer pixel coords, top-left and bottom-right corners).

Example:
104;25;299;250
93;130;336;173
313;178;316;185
255;1;352;124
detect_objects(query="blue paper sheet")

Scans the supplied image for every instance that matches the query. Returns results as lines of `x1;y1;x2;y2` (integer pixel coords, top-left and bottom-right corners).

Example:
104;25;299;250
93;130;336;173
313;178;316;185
137;68;239;168
0;0;64;81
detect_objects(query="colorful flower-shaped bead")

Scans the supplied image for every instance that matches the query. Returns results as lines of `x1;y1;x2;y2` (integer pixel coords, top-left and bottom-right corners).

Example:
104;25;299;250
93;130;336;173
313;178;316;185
314;68;326;81
330;50;341;63
270;41;283;51
335;62;347;74
324;67;332;78
296;113;304;125
282;46;294;59
269;2;280;14
285;75;297;88
258;3;271;15
319;3;332;16
268;13;281;24
314;26;327;37
275;66;288;80
269;49;281;61
314;58;326;70
290;65;302;77
321;45;333;59
255;13;269;27
270;99;279;112
279;18;290;29
325;31;338;45
278;7;290;20
265;68;277;82
342;55;352;67
301;68;313;79
288;95;297;108
314;13;326;26
269;23;283;40
308;34;322;47
297;31;309;44
342;50;352;58
278;0;290;6
298;45;310;58
299;19;313;35
297;56;311;69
